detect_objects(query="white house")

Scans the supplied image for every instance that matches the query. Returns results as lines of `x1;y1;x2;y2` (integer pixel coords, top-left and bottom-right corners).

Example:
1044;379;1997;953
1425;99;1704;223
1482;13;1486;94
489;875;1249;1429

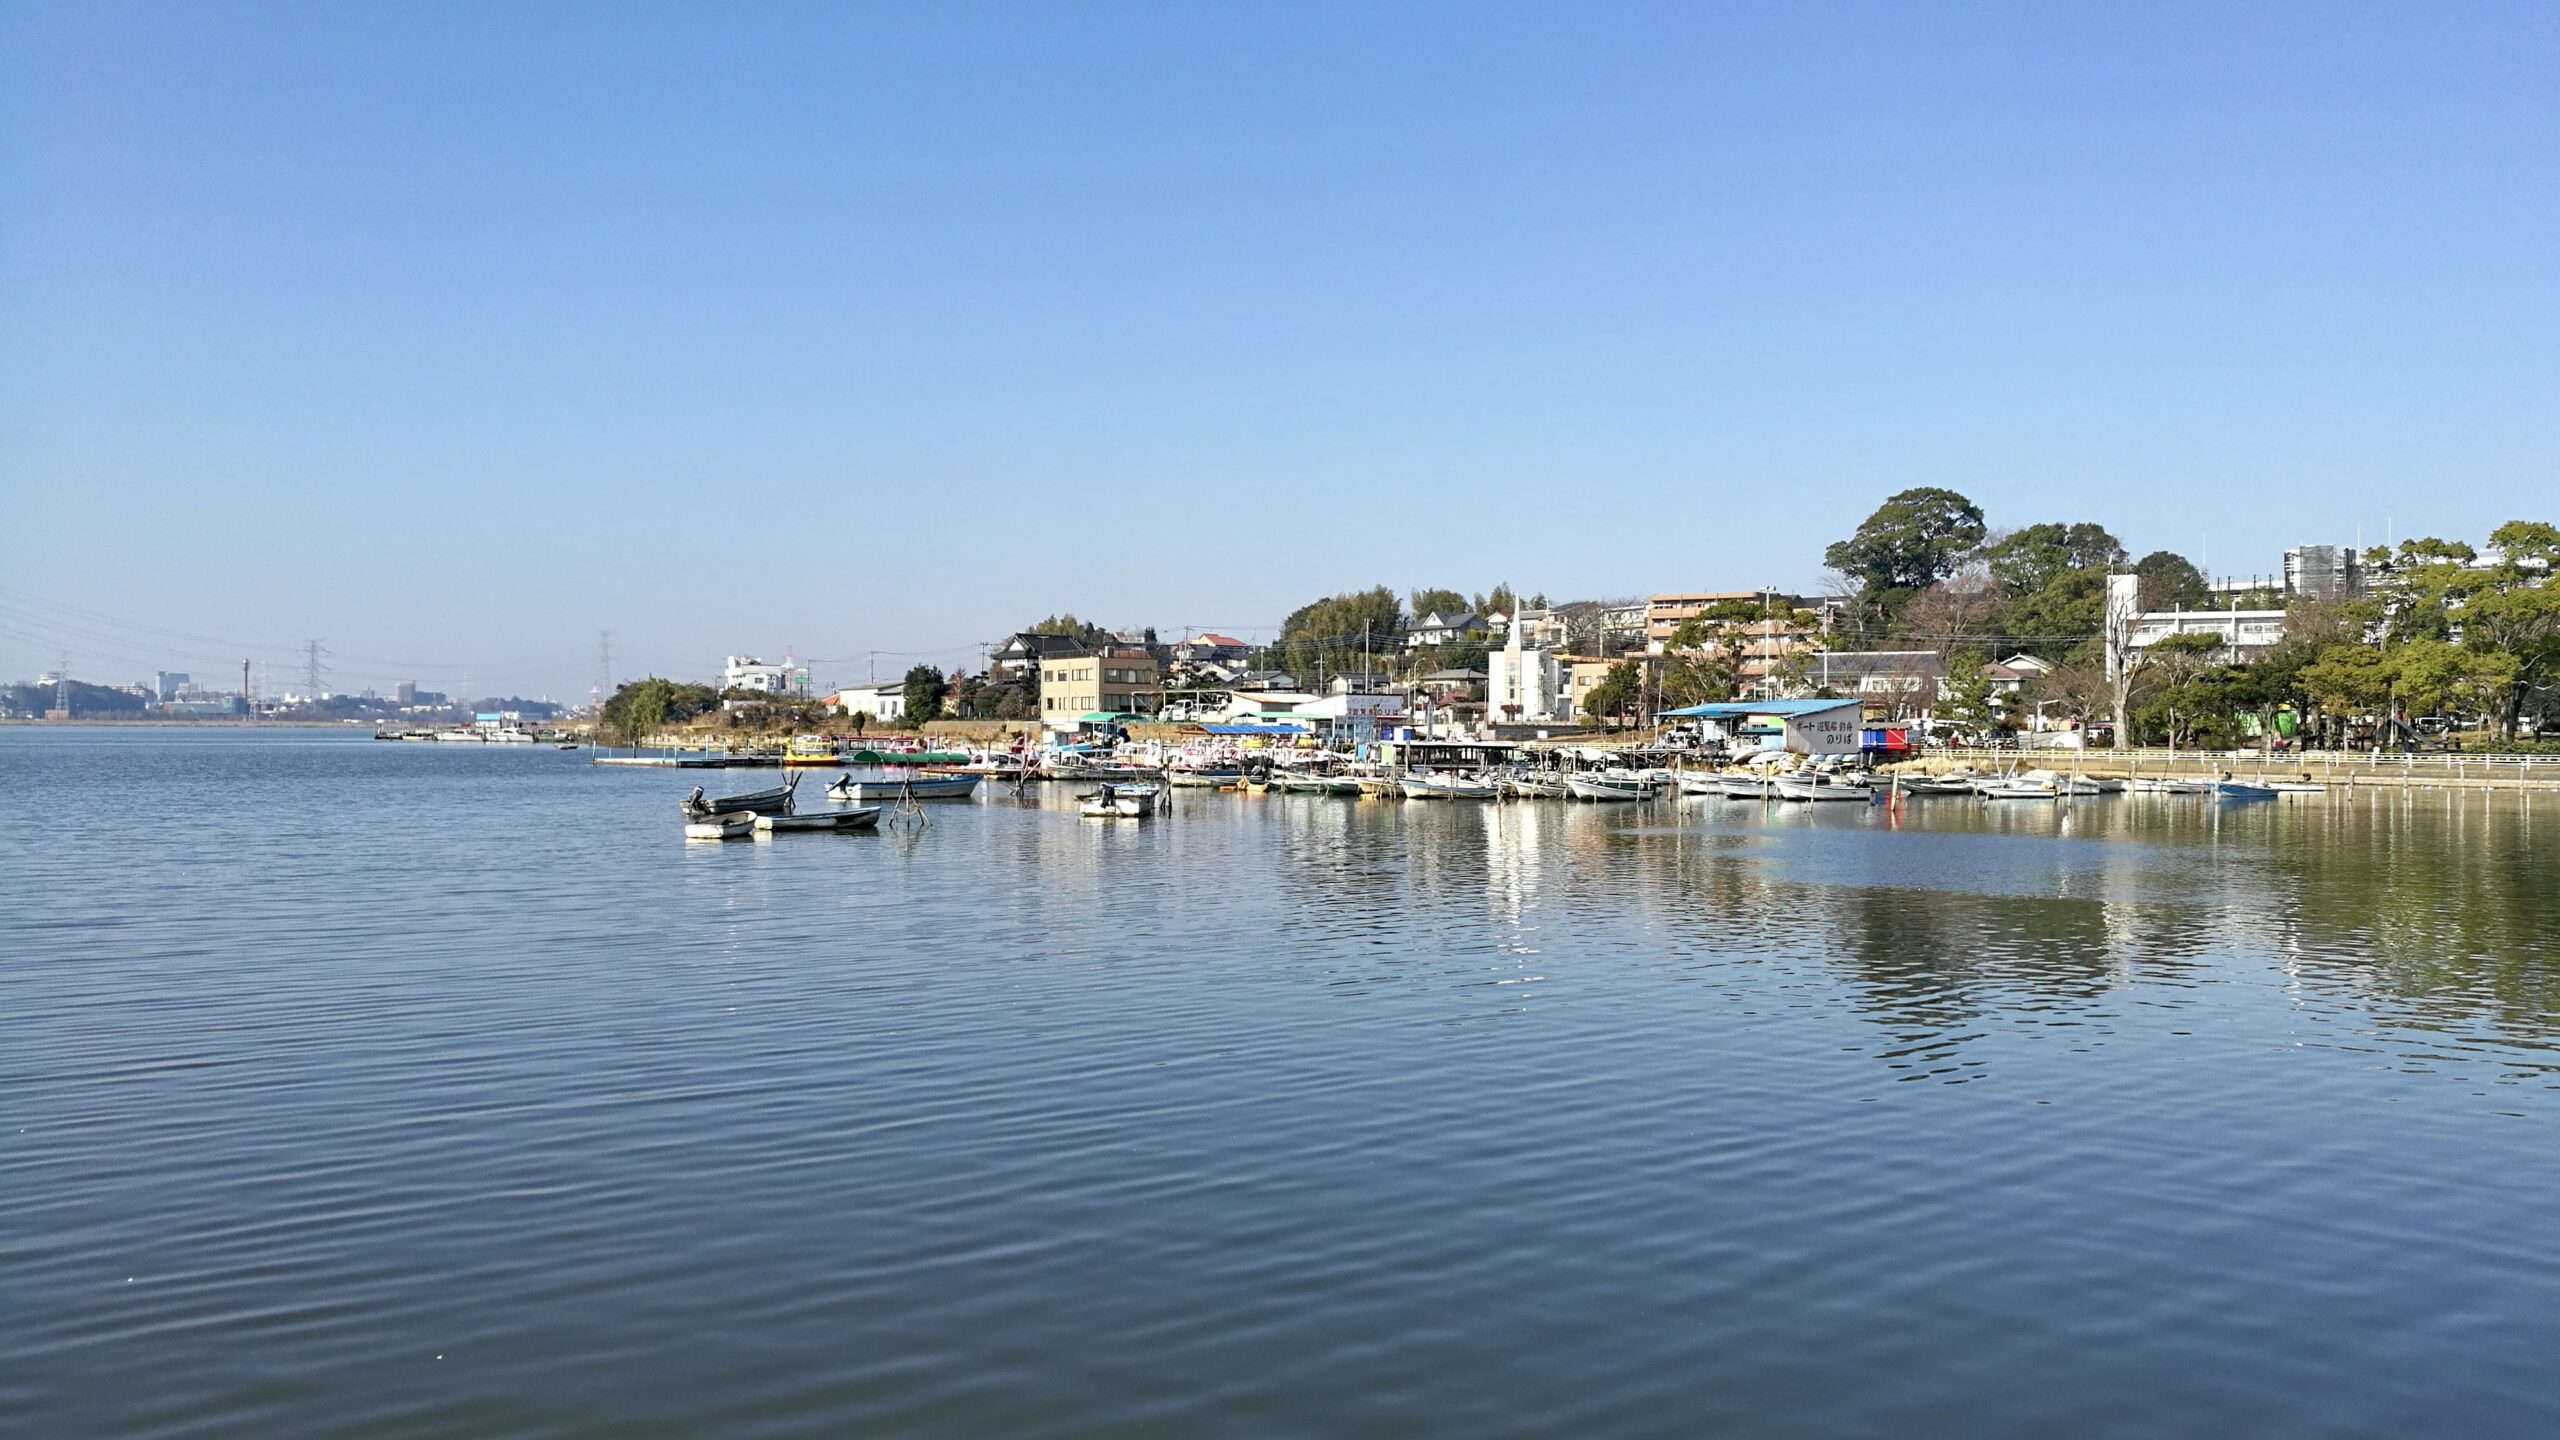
724;655;796;694
831;681;907;723
1405;611;1485;649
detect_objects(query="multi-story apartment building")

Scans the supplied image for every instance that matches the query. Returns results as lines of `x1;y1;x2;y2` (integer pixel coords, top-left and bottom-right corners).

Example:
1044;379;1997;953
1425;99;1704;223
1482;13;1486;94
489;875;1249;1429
1038;646;1162;724
1643;591;1774;648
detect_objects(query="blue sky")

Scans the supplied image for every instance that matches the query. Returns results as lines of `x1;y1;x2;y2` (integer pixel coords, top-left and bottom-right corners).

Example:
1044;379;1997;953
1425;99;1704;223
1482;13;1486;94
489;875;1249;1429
3;1;2553;699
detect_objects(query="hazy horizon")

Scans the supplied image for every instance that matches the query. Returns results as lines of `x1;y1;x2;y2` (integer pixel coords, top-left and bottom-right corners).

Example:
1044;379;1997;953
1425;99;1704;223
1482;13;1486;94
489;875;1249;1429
6;2;2553;699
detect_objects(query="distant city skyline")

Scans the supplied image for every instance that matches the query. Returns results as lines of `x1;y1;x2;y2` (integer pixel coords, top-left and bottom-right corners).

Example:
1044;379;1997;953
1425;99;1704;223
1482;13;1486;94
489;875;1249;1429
6;2;2552;698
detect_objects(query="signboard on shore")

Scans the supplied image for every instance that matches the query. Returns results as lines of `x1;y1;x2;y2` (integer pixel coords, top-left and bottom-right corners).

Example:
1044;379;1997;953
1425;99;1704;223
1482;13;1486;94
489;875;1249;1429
1783;705;1863;755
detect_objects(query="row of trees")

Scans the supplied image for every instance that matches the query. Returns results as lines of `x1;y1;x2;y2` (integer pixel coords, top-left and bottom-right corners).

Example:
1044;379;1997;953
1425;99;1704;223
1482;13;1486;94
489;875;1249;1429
2115;527;2559;748
1268;584;1557;683
1819;488;2558;746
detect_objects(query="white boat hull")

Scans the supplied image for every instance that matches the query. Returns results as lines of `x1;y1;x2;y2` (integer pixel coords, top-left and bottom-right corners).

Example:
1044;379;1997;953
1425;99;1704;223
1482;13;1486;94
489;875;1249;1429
755;807;882;832
1401;775;1499;800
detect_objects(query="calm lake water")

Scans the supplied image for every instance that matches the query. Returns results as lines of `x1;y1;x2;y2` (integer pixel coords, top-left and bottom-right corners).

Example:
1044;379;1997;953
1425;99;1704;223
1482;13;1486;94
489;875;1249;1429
7;728;2558;1437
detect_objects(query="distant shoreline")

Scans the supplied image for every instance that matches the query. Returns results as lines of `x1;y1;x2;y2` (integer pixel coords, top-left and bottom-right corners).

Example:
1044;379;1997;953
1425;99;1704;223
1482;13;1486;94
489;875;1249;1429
0;718;378;729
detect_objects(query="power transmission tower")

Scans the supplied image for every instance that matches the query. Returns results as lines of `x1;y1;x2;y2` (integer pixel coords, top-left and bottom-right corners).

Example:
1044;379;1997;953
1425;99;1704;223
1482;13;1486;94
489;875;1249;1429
304;639;328;700
56;653;70;715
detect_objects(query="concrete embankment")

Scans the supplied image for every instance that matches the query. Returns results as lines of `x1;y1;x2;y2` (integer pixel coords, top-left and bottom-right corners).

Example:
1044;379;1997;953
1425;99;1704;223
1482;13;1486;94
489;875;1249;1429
1901;748;2560;793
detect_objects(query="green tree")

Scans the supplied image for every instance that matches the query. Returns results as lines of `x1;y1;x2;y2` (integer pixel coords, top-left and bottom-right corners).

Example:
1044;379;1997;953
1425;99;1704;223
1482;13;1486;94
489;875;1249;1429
600;677;708;745
2133;550;2210;610
2387;640;2514;723
1408;588;1468;619
2298;642;2390;726
1984;522;2126;598
1029;614;1114;646
1939;647;2000;734
1278;587;1405;682
1660;650;1738;708
1823;488;1988;606
2139;633;2235;747
2006;568;2109;657
902;665;947;726
1582;661;1641;726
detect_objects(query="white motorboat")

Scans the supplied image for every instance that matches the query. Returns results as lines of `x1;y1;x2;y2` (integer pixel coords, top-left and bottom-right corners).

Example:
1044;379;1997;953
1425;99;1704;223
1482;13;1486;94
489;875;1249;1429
1775;771;1873;802
683;810;757;840
1675;771;1727;796
1565;772;1652;802
1892;772;1981;796
685;776;800;816
1506;771;1577;799
1080;782;1163;818
1400;772;1501;800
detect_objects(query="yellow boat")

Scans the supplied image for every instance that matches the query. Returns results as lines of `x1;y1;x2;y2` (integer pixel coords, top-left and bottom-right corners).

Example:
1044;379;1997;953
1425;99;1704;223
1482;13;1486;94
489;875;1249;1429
781;734;842;766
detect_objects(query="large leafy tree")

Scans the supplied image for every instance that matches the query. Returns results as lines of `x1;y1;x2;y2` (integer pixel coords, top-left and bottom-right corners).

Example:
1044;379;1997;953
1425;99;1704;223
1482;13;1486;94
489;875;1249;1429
2132;550;2210;610
600;677;720;745
2368;522;2559;735
902;665;947;726
2006;569;2110;658
1407;588;1468;619
1984;523;2126;598
1823;488;1988;605
1278;587;1405;681
2298;643;2391;724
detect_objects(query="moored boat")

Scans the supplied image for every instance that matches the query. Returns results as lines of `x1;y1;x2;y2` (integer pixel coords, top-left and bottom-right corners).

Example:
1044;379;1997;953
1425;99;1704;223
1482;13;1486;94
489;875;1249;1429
684;776;800;816
781;735;842;766
1079;782;1163;818
1565;772;1652;802
1400;772;1500;800
826;773;981;802
1774;771;1872;802
755;806;883;832
683;810;757;840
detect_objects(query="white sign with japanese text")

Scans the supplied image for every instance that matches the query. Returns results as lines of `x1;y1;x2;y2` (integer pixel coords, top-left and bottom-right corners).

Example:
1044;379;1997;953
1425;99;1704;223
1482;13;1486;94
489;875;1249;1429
1783;707;1863;755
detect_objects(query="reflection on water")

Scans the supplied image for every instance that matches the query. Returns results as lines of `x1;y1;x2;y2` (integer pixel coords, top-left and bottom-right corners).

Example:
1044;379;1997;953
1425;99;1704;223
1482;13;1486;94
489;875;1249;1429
6;731;2558;1439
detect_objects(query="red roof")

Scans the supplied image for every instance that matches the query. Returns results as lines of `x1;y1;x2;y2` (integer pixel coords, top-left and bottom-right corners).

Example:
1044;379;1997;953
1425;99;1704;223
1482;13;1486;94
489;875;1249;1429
1196;634;1248;648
